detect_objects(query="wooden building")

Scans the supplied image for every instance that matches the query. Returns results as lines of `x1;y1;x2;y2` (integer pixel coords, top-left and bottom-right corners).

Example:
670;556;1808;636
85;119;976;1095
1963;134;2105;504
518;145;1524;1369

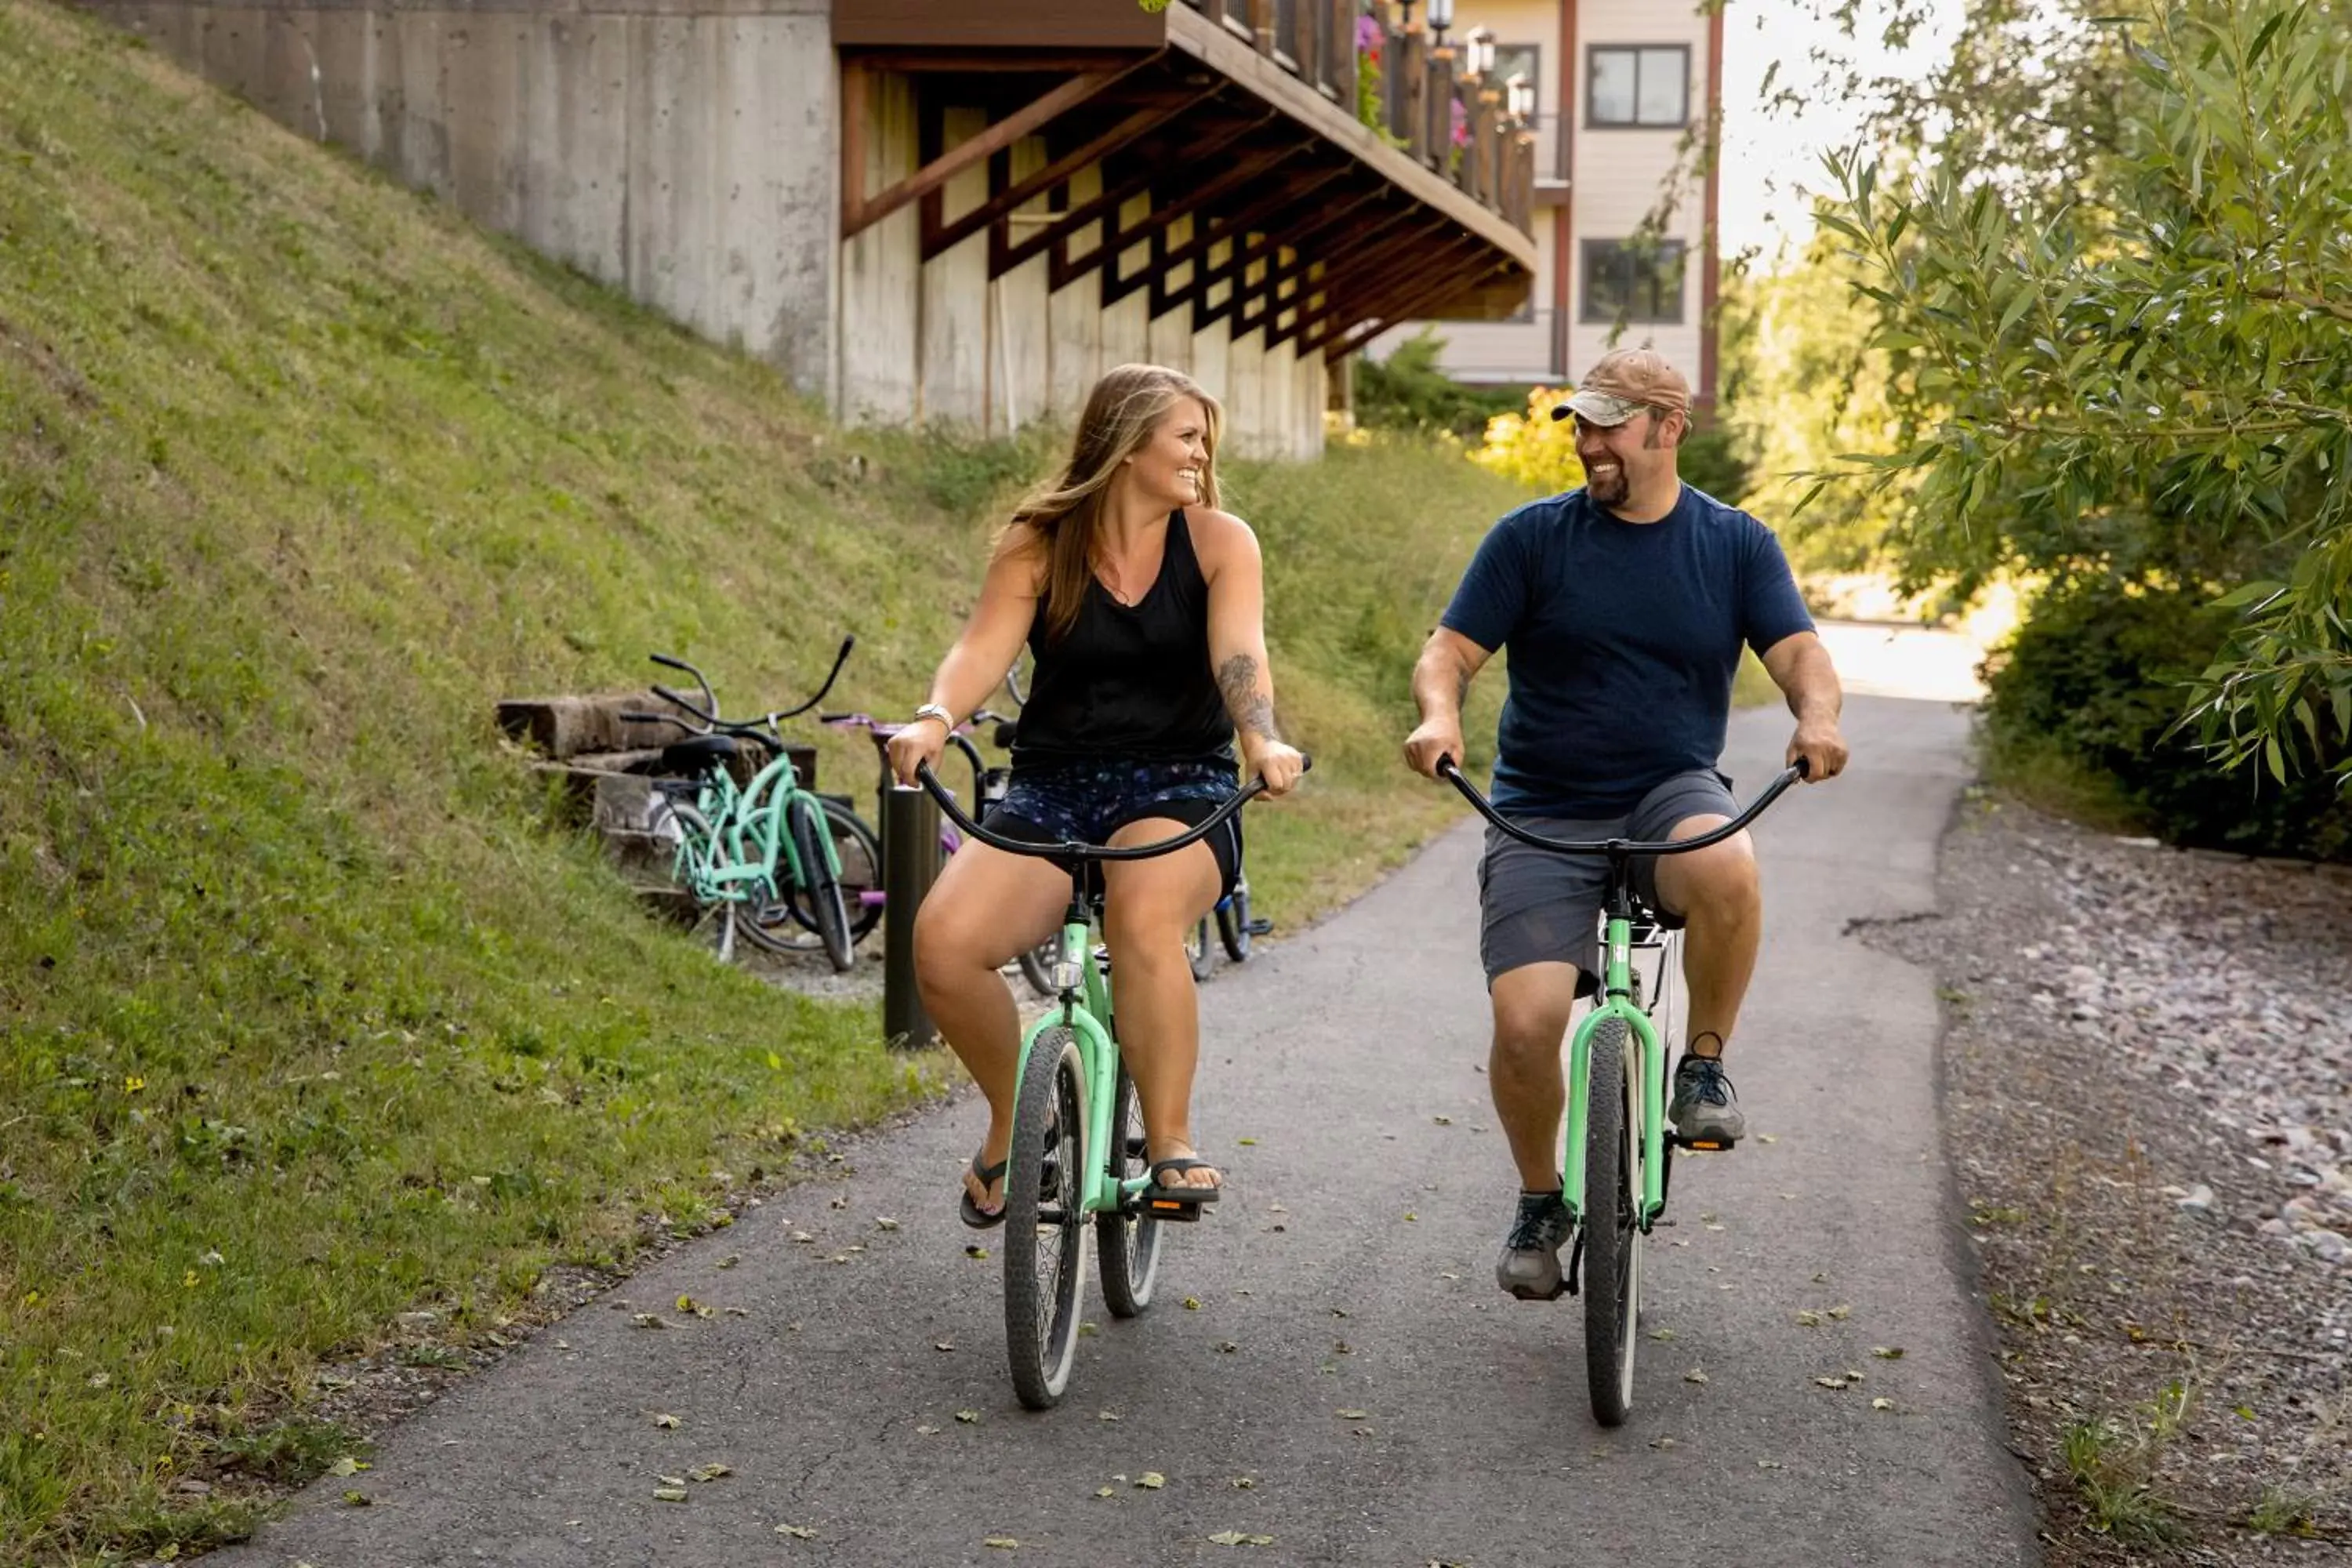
78;0;1538;457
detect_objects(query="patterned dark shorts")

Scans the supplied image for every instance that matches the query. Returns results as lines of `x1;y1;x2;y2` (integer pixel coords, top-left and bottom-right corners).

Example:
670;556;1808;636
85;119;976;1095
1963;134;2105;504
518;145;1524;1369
985;757;1242;898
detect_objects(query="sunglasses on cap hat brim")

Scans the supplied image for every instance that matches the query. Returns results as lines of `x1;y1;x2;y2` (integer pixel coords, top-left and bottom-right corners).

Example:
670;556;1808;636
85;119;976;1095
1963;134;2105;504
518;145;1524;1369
1549;390;1652;426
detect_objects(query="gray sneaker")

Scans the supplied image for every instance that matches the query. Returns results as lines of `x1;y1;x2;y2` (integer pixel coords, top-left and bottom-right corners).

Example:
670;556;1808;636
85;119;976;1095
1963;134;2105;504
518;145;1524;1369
1670;1052;1746;1147
1496;1189;1576;1300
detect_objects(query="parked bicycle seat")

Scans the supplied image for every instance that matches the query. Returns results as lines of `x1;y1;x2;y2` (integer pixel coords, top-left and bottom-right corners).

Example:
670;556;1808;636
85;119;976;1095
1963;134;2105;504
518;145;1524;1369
660;735;740;775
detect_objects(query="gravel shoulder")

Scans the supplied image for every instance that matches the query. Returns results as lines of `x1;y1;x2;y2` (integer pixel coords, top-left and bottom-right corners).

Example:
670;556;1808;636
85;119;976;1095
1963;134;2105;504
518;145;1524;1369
1866;789;2352;1564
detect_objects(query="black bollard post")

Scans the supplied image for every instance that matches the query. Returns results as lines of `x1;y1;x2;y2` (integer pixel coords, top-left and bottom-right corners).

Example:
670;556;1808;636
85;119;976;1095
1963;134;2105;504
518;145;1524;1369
881;782;941;1050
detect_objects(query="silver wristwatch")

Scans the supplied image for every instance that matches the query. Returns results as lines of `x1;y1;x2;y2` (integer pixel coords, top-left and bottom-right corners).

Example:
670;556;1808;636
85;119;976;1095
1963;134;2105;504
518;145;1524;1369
911;702;955;730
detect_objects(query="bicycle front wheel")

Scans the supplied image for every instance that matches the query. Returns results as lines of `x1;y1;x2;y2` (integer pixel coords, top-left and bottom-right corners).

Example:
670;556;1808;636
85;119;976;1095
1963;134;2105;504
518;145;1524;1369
1005;1026;1090;1410
786;796;855;971
1096;1062;1163;1319
1582;1015;1643;1428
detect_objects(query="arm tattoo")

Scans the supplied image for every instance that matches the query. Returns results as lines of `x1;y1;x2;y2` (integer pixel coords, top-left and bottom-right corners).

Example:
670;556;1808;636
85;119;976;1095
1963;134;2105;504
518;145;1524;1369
1216;653;1280;742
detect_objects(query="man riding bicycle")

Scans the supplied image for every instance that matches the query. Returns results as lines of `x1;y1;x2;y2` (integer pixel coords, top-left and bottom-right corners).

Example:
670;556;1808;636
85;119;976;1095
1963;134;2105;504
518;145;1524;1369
1402;348;1849;1301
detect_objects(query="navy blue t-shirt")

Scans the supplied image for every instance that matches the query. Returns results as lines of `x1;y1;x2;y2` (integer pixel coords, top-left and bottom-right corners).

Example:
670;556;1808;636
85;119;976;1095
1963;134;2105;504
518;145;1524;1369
1440;484;1814;816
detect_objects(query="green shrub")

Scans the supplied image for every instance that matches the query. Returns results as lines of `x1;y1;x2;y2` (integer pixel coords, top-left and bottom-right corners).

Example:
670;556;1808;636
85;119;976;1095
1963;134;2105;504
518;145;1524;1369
1981;579;2352;861
1352;328;1529;441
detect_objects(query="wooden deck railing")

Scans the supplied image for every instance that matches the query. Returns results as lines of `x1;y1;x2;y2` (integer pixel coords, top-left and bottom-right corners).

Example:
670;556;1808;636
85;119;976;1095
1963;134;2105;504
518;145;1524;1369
1182;0;1536;235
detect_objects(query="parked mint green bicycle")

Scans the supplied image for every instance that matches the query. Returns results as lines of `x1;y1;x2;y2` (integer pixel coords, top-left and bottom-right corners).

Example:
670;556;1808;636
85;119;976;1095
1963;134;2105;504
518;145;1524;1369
913;758;1300;1410
626;644;874;971
1437;753;1807;1427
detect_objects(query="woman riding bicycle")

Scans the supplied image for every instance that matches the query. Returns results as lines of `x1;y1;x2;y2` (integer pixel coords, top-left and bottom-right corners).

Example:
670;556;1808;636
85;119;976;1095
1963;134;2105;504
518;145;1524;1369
887;363;1306;1227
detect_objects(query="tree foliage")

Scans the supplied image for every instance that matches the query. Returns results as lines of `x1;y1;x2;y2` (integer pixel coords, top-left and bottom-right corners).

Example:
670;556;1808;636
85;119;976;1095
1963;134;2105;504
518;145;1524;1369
1818;0;2352;785
1352;328;1530;441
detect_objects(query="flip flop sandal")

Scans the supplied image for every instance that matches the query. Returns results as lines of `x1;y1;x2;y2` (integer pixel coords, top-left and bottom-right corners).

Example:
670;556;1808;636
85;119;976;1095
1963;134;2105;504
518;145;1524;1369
958;1152;1009;1230
1142;1156;1222;1221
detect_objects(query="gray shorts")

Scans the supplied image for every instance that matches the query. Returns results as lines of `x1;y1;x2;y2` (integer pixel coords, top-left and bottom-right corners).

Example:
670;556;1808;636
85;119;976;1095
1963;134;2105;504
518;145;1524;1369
1477;769;1739;985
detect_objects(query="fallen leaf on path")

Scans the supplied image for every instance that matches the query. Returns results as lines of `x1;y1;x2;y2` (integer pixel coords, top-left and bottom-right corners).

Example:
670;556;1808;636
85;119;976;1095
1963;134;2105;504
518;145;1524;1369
1684;1369;1710;1385
1433;1115;1454;1125
936;1341;955;1352
1208;1532;1275;1547
327;1457;363;1477
984;1537;1018;1549
916;1425;942;1436
343;1490;372;1507
966;1245;989;1259
1098;1410;1122;1423
791;1232;815;1243
652;1414;681;1429
724;1306;750;1317
1758;1459;1784;1470
1827;1303;1853;1320
1096;1486;1115;1498
1649;1327;1677;1341
1136;1472;1165;1490
717;1254;740;1269
1231;1476;1256;1489
775;1524;817;1538
1871;1346;1905;1359
1218;1341;1240;1352
688;1463;731;1483
1871;1397;1896;1411
956;1410;980;1424
1336;1409;1369;1419
1795;1310;1824;1327
630;1314;667;1330
1649;1436;1678;1450
1759;1134;1779;1144
1237;1137;1258;1146
1815;1376;1850;1389
875;1217;900;1231
652;1487;688;1503
1184;1298;1202;1310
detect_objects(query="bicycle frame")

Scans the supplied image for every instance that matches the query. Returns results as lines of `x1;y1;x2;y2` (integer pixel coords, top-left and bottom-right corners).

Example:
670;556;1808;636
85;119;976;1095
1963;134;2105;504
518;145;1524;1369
1563;866;1674;1229
1439;756;1808;1232
1029;891;1137;1219
911;759;1289;1218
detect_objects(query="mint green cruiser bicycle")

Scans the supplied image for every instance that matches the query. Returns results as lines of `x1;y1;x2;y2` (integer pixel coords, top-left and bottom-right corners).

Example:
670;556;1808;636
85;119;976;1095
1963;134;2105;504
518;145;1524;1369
627;644;874;971
913;759;1298;1410
1437;754;1807;1426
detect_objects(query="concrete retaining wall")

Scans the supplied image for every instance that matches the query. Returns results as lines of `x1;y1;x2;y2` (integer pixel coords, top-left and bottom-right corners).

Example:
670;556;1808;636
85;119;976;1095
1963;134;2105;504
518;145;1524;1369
78;0;1325;457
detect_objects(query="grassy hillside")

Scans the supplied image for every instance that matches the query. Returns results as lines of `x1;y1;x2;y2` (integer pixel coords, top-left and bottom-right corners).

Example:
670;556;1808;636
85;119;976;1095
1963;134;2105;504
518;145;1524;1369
0;5;1526;1558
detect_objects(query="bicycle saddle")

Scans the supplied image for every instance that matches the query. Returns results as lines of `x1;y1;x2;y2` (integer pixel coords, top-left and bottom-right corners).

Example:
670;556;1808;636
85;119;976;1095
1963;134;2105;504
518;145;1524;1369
660;735;741;775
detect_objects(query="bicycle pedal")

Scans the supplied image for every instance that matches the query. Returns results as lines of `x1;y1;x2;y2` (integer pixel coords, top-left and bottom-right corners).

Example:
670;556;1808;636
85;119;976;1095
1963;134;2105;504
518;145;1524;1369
1674;1134;1737;1152
1142;1198;1205;1222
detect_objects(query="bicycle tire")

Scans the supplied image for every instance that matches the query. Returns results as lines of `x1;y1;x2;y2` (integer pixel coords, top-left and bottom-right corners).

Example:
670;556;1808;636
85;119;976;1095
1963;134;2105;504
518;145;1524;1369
1096;1062;1163;1319
787;796;855;971
1016;943;1056;998
1184;915;1213;982
665;800;738;963
1583;1015;1643;1428
1004;1026;1089;1410
1216;879;1253;963
740;797;881;956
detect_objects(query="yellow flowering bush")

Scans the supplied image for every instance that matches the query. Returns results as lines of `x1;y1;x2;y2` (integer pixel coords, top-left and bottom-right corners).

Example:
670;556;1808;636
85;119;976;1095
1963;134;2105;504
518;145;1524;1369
1470;387;1584;495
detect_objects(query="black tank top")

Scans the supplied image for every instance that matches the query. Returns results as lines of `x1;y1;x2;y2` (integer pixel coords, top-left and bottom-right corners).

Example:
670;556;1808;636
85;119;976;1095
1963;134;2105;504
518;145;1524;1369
1012;510;1236;768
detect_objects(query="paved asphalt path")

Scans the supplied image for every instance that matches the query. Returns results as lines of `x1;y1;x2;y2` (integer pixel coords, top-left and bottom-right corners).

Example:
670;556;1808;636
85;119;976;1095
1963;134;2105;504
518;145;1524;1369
216;695;2039;1568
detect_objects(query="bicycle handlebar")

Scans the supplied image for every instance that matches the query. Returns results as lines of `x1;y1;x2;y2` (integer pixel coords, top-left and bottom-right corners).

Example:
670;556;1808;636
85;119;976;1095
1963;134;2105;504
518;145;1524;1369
1435;753;1808;858
644;636;857;732
910;756;1310;863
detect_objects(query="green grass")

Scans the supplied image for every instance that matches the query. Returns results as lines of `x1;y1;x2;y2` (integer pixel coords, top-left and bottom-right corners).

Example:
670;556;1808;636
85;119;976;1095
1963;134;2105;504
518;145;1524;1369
0;5;1534;1558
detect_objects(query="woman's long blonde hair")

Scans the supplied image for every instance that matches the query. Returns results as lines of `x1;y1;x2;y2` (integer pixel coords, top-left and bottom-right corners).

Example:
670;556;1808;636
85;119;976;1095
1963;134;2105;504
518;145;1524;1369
1003;364;1224;645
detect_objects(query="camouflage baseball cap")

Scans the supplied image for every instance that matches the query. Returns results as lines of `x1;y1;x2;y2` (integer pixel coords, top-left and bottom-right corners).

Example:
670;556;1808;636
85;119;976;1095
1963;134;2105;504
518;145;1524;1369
1550;348;1693;426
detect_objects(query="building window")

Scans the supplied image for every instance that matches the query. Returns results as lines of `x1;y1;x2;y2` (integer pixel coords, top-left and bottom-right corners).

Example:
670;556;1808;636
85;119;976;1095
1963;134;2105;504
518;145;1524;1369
1491;42;1541;111
1587;45;1689;128
1581;239;1686;324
